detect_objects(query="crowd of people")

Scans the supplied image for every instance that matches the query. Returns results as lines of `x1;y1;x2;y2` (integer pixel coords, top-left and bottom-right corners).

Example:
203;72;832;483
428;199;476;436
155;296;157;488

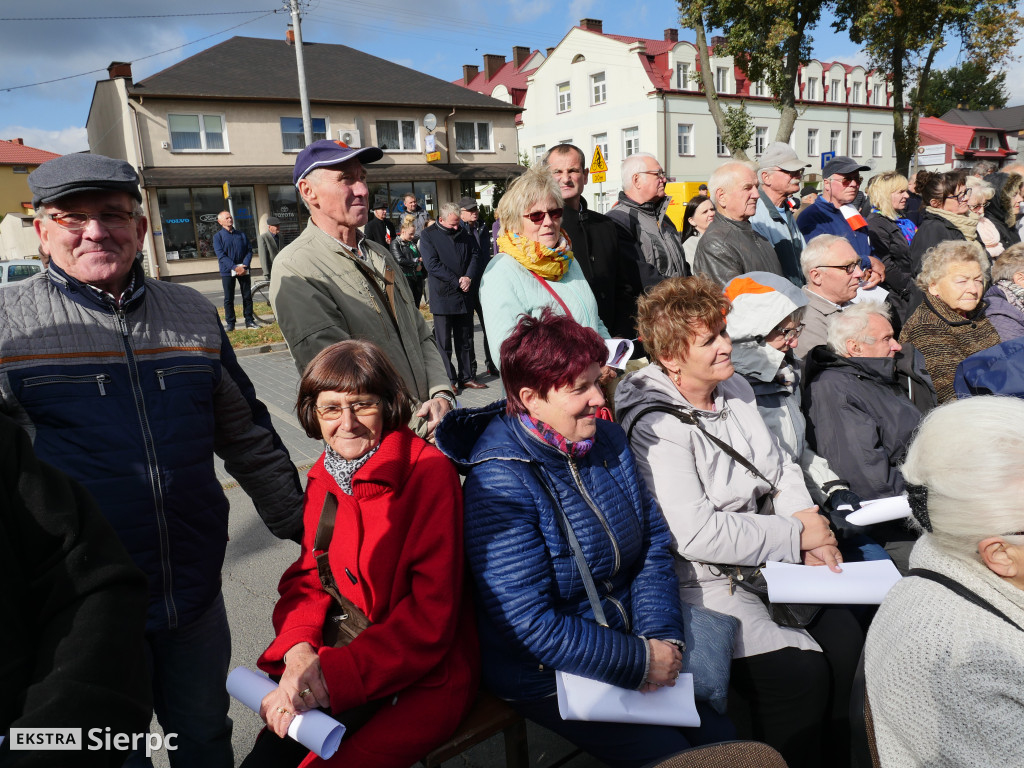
4;138;1024;768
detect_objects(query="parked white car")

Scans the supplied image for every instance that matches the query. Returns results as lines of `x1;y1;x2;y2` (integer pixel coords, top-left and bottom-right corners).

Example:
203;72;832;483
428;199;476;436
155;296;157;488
0;259;43;288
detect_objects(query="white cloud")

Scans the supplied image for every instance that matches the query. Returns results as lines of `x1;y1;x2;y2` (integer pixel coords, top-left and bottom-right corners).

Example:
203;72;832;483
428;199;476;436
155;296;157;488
0;126;88;155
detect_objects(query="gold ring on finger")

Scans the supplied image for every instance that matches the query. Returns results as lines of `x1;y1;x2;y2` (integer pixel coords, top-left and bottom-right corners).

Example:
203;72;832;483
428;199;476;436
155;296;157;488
299;688;312;698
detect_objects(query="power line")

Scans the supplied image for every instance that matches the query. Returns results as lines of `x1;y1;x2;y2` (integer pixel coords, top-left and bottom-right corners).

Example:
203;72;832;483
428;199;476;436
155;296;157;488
0;10;278;21
1;10;280;92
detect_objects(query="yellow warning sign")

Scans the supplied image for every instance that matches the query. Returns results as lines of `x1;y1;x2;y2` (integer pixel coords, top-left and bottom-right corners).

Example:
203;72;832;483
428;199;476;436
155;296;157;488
591;172;607;183
590;146;608;174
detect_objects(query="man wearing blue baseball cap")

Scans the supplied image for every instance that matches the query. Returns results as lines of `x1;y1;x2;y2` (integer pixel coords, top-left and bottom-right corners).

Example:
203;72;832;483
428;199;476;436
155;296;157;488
270;140;455;438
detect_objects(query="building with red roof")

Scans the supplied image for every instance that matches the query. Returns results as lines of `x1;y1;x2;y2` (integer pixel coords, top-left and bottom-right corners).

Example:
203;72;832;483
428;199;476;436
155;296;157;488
917;116;1017;171
1;138;60;216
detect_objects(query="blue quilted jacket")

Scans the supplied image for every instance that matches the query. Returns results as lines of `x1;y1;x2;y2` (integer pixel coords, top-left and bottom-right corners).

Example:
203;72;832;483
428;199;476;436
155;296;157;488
0;261;303;632
435;401;684;701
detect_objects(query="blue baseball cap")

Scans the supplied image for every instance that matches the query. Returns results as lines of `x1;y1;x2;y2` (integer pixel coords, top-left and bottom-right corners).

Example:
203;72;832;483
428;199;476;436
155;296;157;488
293;140;384;186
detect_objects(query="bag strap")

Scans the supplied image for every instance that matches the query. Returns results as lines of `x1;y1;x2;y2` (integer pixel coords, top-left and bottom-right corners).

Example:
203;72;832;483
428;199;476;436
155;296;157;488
528;269;574;320
528;463;608;627
348;246;401;333
313;491;370;624
909;568;1024;631
626;404;779;495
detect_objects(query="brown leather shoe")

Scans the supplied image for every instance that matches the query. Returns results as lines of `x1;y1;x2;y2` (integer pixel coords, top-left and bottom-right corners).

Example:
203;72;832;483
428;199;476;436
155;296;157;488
461;379;488;389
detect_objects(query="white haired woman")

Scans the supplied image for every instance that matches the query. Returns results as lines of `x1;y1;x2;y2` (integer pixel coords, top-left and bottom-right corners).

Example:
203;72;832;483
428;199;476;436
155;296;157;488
984;244;1024;341
899;240;1001;403
966;176;1003;259
479;165;609;368
865;396;1024;766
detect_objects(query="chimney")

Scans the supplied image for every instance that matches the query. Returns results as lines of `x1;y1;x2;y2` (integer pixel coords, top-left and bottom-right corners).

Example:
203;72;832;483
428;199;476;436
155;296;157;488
463;64;479;83
483;54;505;81
286;26;295;45
107;61;133;80
513;46;531;69
13;138;24;145
664;28;678;42
546;47;556;57
579;18;603;33
710;35;727;49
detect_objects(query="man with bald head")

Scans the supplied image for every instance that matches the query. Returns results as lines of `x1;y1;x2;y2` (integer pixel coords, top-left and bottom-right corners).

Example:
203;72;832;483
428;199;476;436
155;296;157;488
692;161;785;286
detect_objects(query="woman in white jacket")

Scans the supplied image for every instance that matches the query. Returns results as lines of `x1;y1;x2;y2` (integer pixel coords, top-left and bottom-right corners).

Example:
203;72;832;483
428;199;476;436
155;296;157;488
615;276;862;768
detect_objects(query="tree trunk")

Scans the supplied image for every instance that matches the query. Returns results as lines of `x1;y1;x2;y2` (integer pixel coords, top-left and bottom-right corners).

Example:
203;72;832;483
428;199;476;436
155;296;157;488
693;14;750;161
774;21;807;143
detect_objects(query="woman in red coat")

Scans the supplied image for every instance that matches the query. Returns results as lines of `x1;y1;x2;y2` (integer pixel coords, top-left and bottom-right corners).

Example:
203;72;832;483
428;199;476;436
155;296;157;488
242;339;479;768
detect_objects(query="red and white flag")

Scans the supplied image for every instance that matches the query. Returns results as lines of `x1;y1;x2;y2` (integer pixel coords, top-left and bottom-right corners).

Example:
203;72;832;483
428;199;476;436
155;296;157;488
841;204;868;231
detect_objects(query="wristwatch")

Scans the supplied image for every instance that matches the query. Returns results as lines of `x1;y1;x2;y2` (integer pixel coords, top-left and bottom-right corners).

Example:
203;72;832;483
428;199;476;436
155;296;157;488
432;391;456;408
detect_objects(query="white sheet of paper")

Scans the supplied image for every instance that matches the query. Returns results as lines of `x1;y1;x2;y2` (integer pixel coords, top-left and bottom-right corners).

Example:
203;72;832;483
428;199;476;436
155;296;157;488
605;338;634;369
853;285;889;303
226;666;346;759
845;495;912;526
555;671;701;727
762;560;902;605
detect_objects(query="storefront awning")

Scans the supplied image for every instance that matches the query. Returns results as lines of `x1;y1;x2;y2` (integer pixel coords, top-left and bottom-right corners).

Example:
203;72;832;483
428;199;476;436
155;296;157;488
139;162;526;188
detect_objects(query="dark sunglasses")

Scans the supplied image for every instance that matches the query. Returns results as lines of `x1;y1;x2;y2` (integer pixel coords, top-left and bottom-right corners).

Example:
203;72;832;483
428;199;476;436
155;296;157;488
523;208;564;225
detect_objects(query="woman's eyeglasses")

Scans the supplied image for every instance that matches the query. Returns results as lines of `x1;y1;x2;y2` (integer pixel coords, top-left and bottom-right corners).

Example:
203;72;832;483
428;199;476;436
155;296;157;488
523;208;564;225
771;323;806;341
314;399;382;420
947;188;972;202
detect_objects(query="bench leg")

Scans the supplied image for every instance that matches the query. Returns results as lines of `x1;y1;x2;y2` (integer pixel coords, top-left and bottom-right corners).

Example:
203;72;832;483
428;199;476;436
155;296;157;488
503;719;529;768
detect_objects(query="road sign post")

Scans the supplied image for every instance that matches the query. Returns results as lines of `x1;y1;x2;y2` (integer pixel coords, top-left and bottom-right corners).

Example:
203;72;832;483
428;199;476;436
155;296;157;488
590;146;608;184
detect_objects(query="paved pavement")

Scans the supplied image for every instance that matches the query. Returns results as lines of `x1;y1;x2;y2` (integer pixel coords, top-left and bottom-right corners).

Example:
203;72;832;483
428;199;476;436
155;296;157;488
199;326;603;767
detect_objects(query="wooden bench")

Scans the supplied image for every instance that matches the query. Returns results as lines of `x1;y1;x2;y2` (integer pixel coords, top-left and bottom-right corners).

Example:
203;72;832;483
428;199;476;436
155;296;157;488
422;690;529;768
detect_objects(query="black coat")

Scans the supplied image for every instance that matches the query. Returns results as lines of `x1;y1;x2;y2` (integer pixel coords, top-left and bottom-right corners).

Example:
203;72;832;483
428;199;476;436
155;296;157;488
364;217;396;249
419;223;480;315
909;210;967;265
866;212;924;324
562;198;645;340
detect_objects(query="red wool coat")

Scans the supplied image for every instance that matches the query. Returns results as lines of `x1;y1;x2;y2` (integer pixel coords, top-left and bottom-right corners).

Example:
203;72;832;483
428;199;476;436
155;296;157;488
258;426;479;767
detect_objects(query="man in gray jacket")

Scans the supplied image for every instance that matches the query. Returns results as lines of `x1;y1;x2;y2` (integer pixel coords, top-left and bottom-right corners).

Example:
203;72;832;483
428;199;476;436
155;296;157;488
795;235;864;360
750;144;809;285
693;161;785;286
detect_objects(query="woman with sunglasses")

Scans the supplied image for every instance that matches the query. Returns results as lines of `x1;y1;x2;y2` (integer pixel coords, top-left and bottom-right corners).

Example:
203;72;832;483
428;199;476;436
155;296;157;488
480;165;610;369
243;339;479;768
910;170;979;264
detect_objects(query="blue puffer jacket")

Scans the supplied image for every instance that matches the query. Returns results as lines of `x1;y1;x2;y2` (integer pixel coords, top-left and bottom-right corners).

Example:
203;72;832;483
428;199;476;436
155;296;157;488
0;261;304;632
435;400;684;701
955;336;1024;399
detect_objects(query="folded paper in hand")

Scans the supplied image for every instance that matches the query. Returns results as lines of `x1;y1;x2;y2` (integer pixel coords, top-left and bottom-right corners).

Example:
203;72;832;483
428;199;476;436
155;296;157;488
555;670;701;727
841;495;912;526
227;666;346;759
761;560;902;605
605;339;634;370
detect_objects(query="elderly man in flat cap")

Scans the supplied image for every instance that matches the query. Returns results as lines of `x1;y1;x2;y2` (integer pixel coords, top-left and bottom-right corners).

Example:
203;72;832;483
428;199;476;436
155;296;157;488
258;214;283;280
270;140;455;438
0;153;305;767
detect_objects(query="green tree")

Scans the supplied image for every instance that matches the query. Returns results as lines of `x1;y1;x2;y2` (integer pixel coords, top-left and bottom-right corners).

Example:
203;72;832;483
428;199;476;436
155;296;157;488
834;0;1022;175
679;0;827;147
910;61;1009;117
724;102;755;156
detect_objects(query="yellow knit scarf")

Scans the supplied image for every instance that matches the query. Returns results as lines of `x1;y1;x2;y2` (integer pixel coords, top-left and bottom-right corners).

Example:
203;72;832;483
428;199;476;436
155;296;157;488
497;229;574;281
925;206;979;241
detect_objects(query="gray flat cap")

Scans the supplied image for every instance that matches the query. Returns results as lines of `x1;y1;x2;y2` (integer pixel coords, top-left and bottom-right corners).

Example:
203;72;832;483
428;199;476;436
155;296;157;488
29;153;142;207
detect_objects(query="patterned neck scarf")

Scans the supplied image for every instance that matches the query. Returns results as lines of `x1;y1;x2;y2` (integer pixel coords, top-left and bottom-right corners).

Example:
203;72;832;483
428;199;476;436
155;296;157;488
998;278;1024;316
518;413;594;458
497;228;574;281
323;443;381;495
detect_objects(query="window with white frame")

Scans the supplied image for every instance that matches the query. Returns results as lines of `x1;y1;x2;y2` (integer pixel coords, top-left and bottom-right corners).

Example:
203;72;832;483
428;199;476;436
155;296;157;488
807;128;819;157
593;133;609;166
754;81;767;97
455;121;491;152
830;130;841;153
677;62;691;90
623;127;640;157
830;78;842;102
557;82;572;113
280;117;327;151
169;113;227;151
872;131;882;157
715;67;729;94
375;119;417;151
533;145;546;165
716;130;729;157
852;82;862;103
872;84;882;104
806;77;818;100
591;72;607;105
755;126;769;156
851;130;862;156
678;124;694;156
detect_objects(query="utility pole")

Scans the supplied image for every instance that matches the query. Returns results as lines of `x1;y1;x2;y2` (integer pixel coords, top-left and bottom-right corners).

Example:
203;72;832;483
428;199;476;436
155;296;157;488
289;0;313;146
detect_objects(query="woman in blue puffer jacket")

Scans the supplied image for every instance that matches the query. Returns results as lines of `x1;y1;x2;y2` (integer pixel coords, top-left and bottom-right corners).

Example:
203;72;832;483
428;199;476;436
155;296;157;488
435;309;731;768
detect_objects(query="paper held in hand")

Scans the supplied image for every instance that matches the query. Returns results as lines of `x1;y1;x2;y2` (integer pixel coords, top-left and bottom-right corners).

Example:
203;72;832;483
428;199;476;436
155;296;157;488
605;339;634;370
227;666;346;759
841;495;912;527
761;560;902;605
556;670;701;727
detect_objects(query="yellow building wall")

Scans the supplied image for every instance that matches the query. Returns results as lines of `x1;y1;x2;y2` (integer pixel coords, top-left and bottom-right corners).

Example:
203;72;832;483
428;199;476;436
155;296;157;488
0;165;37;217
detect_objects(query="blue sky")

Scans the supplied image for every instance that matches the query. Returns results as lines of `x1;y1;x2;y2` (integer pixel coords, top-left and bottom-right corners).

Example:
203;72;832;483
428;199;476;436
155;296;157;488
2;0;1020;155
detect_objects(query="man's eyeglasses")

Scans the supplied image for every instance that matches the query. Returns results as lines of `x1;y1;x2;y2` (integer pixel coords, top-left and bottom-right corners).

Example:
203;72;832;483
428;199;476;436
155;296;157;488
779;168;804;178
771;323;806;341
947;188;972;202
817;261;863;275
44;211;137;231
523;208;564;225
829;175;862;187
314;398;382;420
637;170;668;180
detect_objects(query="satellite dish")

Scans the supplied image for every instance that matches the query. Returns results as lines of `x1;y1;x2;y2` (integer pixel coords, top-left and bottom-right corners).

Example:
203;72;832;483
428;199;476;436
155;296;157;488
424;113;437;132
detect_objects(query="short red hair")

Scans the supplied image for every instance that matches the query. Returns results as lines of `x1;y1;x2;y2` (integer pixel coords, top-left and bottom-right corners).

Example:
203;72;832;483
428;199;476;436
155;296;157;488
500;308;607;415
